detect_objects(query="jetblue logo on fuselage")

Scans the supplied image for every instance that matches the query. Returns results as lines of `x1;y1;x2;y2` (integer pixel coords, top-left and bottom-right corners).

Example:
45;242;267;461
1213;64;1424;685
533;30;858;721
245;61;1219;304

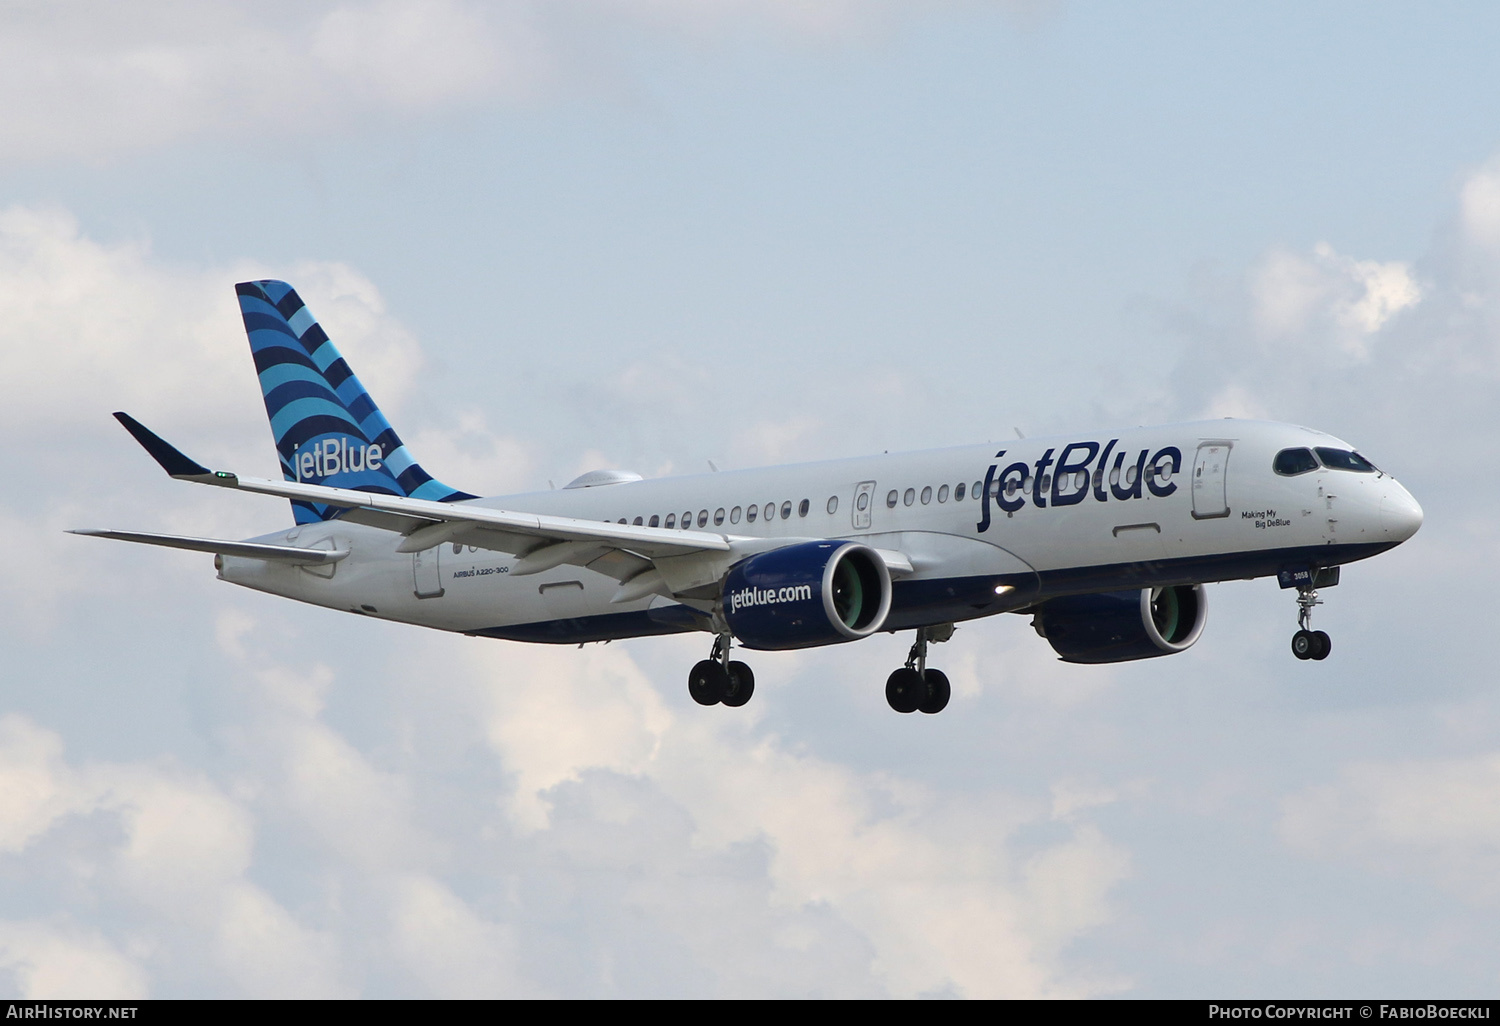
976;440;1182;533
293;436;384;482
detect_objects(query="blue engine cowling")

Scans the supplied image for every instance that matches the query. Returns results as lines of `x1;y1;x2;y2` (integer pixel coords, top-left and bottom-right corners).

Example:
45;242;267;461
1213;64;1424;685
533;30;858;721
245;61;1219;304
723;541;893;651
1032;584;1207;664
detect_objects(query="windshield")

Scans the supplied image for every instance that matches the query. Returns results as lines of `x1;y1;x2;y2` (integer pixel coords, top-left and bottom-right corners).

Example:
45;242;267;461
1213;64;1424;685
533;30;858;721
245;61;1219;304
1273;448;1319;476
1314;447;1378;473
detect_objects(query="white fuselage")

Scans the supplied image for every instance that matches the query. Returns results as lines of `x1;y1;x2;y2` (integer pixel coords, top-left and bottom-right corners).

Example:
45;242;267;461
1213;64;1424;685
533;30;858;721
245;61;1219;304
218;419;1422;644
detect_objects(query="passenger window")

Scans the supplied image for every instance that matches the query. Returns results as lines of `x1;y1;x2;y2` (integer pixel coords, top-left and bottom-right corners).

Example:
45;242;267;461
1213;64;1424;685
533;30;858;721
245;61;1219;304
972;481;982;499
714;508;725;526
937;484;949;503
798;499;810;517
856;492;868;511
921;486;932;505
826;495;838;514
730;506;742;524
780;501;792;520
633;516;643;526
764;502;776;521
1314;447;1376;473
887;490;898;508
698;510;709;527
649;515;659;528
682;511;692;528
747;504;758;523
1273;448;1319;476
618;518;627;524
955;482;966;501
666;513;676;529
903;488;915;506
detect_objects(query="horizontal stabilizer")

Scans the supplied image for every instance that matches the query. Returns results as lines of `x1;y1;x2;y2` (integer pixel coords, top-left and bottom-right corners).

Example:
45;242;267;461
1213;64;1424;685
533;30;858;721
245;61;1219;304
113;413;215;480
69;529;349;565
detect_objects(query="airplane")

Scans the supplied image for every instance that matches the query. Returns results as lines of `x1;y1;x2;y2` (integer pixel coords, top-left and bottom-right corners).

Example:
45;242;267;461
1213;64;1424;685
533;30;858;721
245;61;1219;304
73;280;1425;714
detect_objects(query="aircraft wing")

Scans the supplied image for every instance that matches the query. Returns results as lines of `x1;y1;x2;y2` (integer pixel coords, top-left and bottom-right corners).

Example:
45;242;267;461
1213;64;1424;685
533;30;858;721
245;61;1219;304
104;413;914;601
110;412;730;566
69;529;349;564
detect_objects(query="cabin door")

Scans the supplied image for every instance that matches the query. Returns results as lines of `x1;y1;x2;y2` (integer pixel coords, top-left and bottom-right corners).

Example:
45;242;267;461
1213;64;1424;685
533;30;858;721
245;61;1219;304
1191;442;1232;520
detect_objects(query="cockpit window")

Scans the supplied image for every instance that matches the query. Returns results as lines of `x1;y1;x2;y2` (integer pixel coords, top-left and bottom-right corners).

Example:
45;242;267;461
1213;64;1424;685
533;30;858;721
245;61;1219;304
1273;448;1319;476
1314;447;1377;473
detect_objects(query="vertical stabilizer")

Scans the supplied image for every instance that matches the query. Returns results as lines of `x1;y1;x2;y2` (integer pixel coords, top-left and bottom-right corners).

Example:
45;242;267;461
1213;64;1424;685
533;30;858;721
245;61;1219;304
236;280;474;523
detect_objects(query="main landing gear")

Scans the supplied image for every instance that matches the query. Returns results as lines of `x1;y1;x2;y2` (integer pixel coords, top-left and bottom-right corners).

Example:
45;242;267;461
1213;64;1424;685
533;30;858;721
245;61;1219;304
1290;583;1332;661
885;625;951;714
688;633;755;708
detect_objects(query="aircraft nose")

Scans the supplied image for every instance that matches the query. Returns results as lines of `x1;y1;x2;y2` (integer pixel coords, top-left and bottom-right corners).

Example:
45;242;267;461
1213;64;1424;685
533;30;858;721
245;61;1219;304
1380;484;1424;542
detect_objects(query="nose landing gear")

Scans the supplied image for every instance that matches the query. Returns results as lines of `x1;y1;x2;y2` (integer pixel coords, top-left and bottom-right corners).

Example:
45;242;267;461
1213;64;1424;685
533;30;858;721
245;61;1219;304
688;633;756;707
885;625;952;714
1290;583;1331;661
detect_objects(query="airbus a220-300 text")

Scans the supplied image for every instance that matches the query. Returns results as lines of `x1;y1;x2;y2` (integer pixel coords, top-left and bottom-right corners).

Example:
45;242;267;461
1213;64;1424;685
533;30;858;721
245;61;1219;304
75;280;1424;713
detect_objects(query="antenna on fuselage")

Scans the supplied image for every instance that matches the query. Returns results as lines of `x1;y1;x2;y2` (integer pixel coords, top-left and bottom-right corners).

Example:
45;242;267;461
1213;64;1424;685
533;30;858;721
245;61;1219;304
1013;427;1026;439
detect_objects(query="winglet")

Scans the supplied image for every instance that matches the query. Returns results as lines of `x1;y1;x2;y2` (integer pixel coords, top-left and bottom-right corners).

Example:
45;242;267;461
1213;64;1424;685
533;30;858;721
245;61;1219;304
112;412;218;481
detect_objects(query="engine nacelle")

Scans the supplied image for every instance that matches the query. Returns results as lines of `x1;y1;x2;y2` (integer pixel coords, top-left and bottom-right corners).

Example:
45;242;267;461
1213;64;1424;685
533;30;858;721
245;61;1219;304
723;541;892;651
1033;584;1207;664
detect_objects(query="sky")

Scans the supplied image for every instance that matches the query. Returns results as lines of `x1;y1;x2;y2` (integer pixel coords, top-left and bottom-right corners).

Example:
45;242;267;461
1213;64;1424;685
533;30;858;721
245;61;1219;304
1;0;1499;998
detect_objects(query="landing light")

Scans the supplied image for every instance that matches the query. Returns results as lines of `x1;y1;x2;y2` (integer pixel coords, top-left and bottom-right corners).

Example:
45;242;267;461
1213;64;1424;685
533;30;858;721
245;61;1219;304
994;585;1013;595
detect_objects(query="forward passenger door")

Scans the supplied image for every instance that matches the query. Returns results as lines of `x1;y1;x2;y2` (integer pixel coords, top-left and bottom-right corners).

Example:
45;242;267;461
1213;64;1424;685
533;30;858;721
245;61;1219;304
1191;442;1232;520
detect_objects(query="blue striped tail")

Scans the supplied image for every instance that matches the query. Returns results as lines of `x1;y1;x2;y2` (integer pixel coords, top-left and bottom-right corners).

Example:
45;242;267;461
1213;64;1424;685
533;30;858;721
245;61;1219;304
236;280;475;523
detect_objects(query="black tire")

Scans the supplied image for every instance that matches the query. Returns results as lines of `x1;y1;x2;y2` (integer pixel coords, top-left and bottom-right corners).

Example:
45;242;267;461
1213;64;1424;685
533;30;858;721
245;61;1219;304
689;659;727;706
886;667;923;714
918;669;951;715
1311;630;1331;661
722;661;756;707
1291;630;1315;660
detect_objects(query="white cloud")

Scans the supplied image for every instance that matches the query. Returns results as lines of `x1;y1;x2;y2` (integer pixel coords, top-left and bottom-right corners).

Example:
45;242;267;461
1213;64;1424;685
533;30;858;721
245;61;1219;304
0;921;149;1000
459;635;1130;997
0;2;1058;166
468;642;674;832
0;715;347;996
1459;159;1500;250
386;874;537;997
0;205;428;446
616;0;1056;39
0;2;545;164
1250;242;1420;360
1281;753;1500;903
0;716;89;854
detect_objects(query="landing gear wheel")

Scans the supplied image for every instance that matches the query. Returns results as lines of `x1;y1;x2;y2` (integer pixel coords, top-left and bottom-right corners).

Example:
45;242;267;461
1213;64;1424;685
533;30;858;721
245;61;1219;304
918;669;950;715
722;661;756;707
689;659;727;706
1291;630;1315;660
1311;630;1331;661
886;667;924;714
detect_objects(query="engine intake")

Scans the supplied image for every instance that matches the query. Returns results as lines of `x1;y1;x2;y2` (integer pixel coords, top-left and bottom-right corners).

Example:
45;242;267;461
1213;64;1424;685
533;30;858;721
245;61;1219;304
723;541;892;651
1033;584;1207;664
